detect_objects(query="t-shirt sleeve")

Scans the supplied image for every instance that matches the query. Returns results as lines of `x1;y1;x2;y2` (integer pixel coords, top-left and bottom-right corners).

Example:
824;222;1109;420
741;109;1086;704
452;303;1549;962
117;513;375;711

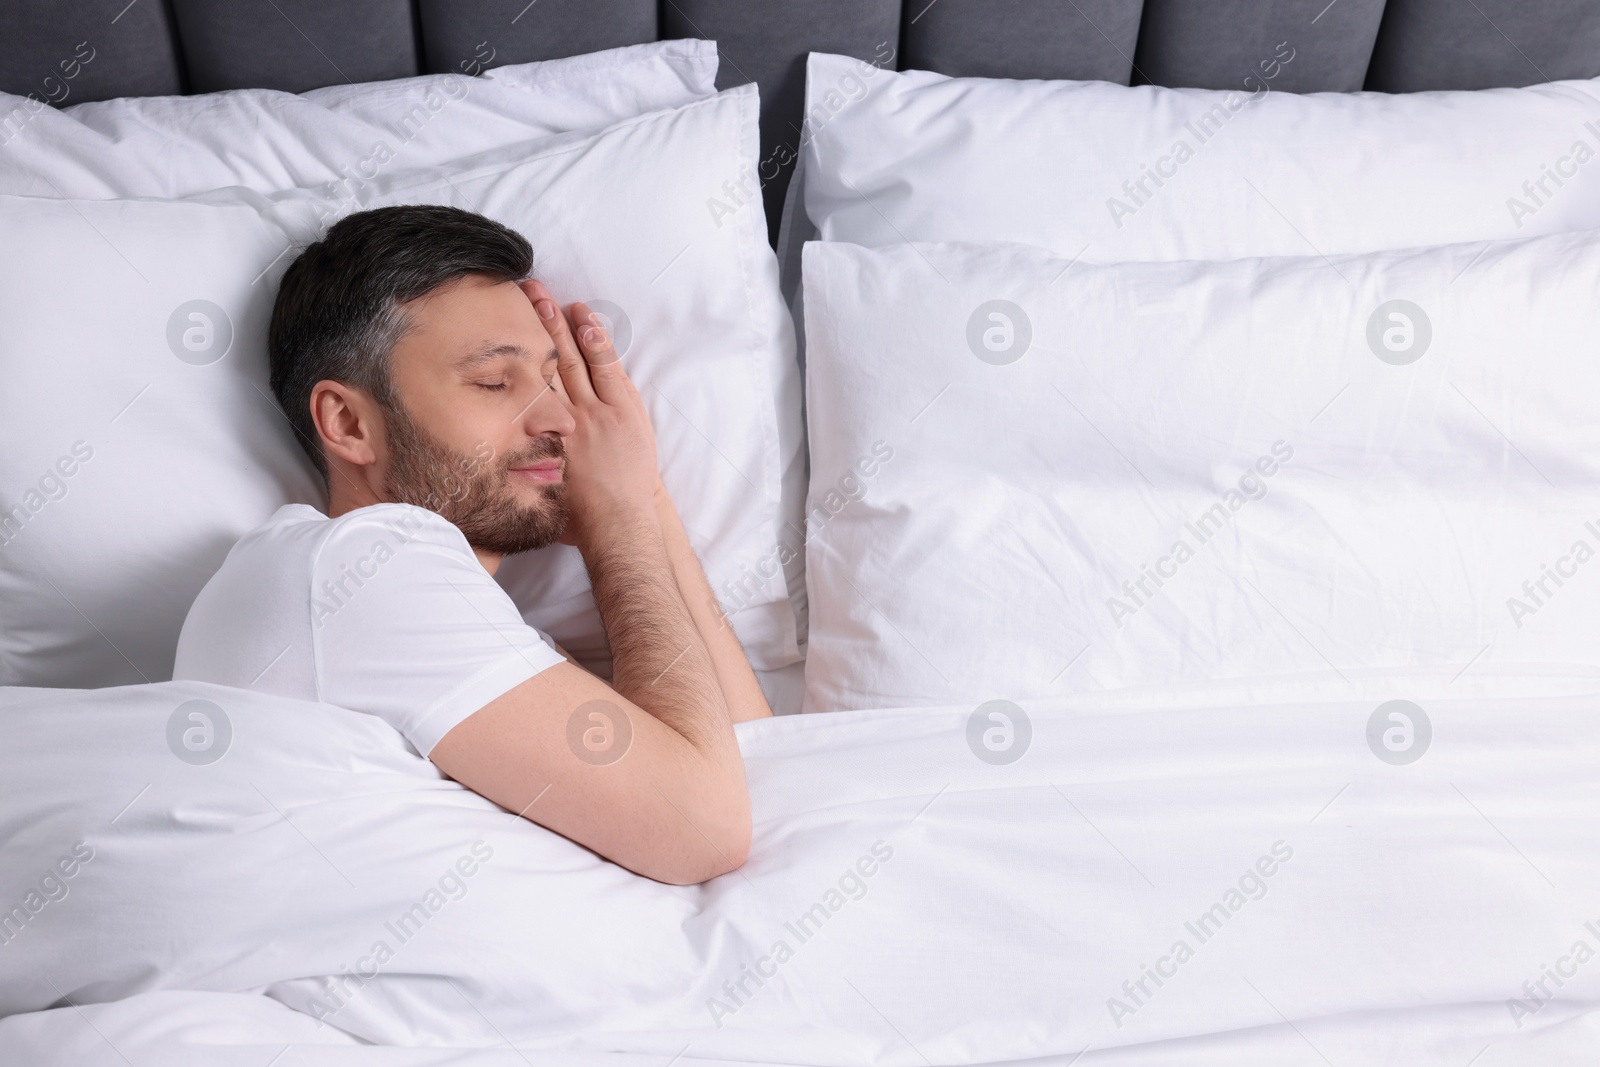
308;505;565;755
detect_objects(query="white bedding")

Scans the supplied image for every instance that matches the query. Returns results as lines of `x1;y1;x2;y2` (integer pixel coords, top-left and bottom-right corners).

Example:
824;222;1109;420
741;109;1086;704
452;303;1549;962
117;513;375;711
3;677;1598;1063
6;993;1599;1066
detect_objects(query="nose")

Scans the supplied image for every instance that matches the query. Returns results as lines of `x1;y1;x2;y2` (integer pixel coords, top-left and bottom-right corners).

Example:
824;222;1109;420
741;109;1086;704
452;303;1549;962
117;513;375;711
522;377;576;438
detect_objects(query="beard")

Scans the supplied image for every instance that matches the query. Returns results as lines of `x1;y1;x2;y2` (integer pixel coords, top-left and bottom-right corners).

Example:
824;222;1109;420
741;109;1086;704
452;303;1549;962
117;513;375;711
380;401;569;556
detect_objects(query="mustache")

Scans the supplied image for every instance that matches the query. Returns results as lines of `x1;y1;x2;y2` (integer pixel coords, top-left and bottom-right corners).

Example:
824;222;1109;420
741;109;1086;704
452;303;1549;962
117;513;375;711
501;436;565;470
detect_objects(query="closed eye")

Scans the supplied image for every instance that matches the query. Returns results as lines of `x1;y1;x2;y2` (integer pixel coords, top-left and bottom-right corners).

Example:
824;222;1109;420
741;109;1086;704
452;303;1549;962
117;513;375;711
476;381;510;392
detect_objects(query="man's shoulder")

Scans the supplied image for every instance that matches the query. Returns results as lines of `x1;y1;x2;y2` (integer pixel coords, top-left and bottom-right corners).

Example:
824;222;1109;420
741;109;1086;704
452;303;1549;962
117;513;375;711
246;502;461;549
318;502;468;552
222;502;471;577
309;503;481;582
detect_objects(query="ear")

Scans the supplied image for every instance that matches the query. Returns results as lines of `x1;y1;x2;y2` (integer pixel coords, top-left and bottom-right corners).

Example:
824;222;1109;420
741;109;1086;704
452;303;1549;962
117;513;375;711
309;379;384;472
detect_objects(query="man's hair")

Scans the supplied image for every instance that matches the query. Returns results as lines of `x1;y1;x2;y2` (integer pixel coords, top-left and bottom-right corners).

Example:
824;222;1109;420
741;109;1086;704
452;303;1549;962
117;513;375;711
268;205;533;481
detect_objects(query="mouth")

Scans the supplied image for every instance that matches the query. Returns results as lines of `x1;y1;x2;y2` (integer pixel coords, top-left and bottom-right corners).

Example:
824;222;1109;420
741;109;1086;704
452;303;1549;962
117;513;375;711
508;458;564;484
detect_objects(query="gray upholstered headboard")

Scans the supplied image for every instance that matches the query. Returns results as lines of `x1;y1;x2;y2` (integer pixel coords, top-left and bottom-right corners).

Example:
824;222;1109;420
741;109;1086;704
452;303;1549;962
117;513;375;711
5;0;1599;244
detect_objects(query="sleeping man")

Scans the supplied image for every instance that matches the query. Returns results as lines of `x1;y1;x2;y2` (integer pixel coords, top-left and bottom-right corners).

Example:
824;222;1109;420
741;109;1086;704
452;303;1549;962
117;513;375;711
174;204;770;885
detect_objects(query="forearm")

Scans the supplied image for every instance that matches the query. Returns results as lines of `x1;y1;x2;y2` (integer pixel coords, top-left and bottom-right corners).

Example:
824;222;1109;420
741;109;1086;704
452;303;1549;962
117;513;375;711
654;484;773;722
581;504;736;753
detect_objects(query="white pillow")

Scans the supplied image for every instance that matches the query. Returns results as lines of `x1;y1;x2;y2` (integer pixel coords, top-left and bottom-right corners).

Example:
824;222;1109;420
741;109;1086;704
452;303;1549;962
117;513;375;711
0;196;312;688
800;236;1600;712
0;41;716;200
798;52;1600;262
265;85;801;674
0;87;802;688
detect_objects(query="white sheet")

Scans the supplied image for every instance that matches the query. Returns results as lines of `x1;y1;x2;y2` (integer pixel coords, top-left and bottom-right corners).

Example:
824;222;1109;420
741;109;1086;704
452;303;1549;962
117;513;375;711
3;677;1598;1062
5;990;1599;1066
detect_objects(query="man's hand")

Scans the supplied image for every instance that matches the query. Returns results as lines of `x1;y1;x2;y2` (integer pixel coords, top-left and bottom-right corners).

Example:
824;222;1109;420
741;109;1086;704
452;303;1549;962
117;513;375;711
430;280;747;886
519;280;772;725
519;279;658;551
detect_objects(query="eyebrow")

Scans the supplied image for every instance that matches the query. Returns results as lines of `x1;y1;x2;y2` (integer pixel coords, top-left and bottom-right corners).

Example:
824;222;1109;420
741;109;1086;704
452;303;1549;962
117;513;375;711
453;341;559;371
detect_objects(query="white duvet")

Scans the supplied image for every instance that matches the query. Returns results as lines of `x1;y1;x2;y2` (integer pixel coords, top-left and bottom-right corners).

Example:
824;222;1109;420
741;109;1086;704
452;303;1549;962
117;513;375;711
2;678;1598;1064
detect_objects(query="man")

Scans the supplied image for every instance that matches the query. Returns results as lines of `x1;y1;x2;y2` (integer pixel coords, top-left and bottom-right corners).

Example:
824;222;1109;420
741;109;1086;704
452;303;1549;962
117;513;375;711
174;205;771;886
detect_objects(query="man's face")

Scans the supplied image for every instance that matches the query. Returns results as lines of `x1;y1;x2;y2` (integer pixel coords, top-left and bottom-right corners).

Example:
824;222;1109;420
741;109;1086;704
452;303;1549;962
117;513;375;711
381;274;575;555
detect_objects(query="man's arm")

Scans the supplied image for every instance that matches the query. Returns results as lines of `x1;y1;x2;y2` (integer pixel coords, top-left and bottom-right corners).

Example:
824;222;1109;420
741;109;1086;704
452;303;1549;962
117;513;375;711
580;497;730;750
652;480;774;723
428;289;749;886
551;483;774;725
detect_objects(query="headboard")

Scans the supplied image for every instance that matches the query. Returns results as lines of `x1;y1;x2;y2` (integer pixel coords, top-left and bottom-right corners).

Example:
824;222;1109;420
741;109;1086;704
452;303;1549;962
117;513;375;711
5;0;1599;244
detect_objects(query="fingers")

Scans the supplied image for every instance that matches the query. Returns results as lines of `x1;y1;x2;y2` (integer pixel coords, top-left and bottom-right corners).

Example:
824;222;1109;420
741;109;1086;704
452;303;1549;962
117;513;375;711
567;301;636;407
522;279;596;406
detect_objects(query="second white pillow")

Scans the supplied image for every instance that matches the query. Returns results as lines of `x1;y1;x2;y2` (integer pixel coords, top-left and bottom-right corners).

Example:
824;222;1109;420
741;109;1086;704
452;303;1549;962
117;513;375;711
800;52;1600;263
801;235;1600;711
0;41;718;201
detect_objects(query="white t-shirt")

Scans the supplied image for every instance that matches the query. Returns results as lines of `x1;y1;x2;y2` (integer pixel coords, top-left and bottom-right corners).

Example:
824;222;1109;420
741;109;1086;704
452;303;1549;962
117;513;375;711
173;502;565;755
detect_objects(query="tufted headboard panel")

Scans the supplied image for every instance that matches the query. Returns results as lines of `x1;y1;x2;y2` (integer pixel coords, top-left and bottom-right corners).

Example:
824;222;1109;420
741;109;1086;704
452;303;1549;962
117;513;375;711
4;0;1599;242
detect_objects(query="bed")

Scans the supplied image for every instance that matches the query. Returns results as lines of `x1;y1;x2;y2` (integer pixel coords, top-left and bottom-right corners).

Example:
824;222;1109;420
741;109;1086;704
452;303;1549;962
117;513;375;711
4;1;1600;1063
